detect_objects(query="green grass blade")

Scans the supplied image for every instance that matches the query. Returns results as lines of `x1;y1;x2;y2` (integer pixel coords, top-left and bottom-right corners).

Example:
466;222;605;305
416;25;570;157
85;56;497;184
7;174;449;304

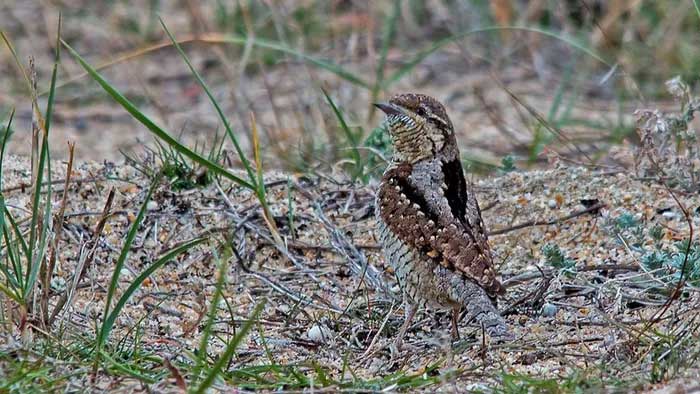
23;20;62;300
61;40;256;191
0;199;21;301
159;19;256;185
370;0;400;114
0;108;15;190
103;237;206;341
26;109;52;301
322;89;362;180
193;300;266;394
43;14;61;135
195;245;230;376
98;177;160;349
97;349;159;383
386;26;611;89
4;206;29;264
0;281;20;302
218;35;371;89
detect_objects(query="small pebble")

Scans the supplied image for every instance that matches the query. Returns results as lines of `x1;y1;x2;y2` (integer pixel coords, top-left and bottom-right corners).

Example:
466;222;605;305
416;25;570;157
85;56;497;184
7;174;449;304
147;201;159;211
541;303;558;317
547;199;558;209
662;211;677;220
307;323;332;342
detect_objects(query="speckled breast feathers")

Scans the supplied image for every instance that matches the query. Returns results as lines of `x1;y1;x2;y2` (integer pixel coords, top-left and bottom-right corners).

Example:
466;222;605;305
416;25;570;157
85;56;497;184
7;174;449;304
376;93;504;298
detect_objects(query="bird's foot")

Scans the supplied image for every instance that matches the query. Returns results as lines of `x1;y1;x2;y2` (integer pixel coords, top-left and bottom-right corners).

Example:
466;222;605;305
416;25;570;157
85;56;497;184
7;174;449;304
485;323;515;342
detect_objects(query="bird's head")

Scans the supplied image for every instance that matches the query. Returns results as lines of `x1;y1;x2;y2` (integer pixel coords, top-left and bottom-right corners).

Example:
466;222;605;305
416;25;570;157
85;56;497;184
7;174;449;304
374;93;456;163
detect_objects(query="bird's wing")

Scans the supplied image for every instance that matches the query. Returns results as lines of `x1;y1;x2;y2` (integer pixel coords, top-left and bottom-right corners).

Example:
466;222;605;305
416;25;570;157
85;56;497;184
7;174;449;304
377;162;505;296
441;158;491;254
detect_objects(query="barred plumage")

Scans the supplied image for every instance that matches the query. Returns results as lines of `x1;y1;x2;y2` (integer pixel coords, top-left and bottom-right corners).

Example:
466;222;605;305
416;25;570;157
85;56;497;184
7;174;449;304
374;93;511;349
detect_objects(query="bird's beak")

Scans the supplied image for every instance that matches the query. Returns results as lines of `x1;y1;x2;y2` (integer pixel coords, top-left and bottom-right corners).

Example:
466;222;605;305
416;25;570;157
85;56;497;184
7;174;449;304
373;102;405;117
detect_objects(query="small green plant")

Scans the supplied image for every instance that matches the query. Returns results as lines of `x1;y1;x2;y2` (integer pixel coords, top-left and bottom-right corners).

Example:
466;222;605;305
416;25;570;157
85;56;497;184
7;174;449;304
615;212;640;230
362;123;392;179
604;210;646;250
640;239;700;286
496;370;614;394
648;225;664;242
124;135;224;191
499;155;517;173
541;243;575;271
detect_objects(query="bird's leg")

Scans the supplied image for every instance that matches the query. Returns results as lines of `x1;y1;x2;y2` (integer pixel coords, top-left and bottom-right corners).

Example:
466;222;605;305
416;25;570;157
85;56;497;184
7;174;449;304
394;302;418;351
451;306;461;341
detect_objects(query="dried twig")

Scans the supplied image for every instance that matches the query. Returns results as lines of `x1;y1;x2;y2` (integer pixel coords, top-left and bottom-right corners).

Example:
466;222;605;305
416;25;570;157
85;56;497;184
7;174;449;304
489;202;605;236
360;302;395;360
49;188;115;325
41;142;75;326
502;266;551;315
231;241;342;314
314;203;389;293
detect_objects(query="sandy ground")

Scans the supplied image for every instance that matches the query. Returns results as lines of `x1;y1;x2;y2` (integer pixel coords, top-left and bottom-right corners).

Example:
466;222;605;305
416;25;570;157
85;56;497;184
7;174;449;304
1;153;699;391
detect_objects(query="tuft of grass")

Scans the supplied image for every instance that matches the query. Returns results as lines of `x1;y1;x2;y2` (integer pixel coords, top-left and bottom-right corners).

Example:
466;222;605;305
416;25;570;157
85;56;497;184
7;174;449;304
93;174;206;372
123;134;224;191
217;359;448;391
61;21;284;244
495;370;618;394
0;20;59;330
1;22;210;388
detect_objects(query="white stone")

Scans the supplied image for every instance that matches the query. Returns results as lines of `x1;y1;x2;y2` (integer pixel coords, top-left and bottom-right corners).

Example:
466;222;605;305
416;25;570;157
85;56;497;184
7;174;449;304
306;323;332;342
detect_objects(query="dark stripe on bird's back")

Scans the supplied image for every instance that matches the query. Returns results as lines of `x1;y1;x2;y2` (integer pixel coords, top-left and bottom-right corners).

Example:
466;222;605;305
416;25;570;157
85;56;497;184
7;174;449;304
442;158;469;224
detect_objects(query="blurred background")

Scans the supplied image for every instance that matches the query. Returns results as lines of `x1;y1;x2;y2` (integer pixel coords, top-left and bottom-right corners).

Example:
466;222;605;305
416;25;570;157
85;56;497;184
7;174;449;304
1;0;698;174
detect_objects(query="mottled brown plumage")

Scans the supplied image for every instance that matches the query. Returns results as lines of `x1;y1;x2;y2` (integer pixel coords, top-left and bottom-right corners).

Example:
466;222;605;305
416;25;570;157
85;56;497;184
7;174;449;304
375;93;510;349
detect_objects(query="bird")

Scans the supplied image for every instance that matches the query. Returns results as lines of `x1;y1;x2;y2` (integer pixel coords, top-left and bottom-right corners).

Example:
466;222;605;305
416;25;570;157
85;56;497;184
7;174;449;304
374;93;511;350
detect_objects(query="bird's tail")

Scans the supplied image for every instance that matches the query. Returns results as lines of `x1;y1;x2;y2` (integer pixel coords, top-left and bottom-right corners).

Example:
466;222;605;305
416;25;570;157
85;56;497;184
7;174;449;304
453;275;513;340
465;296;512;340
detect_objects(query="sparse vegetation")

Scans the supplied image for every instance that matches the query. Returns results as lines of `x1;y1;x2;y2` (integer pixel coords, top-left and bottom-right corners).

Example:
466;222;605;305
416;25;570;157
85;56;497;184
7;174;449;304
1;1;700;392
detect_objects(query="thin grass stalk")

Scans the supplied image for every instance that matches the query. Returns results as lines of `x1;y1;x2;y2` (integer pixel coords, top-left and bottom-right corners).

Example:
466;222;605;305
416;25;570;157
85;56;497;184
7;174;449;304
161;20;282;245
42;142;73;326
97;176;161;352
159;19;256;183
368;0;400;121
249;112;281;244
322;89;363;181
92;181;149;376
102;237;206;342
49;189;115;324
194;244;230;380
25;62;54;310
38;18;63;324
61;40;256;190
193;300;266;394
